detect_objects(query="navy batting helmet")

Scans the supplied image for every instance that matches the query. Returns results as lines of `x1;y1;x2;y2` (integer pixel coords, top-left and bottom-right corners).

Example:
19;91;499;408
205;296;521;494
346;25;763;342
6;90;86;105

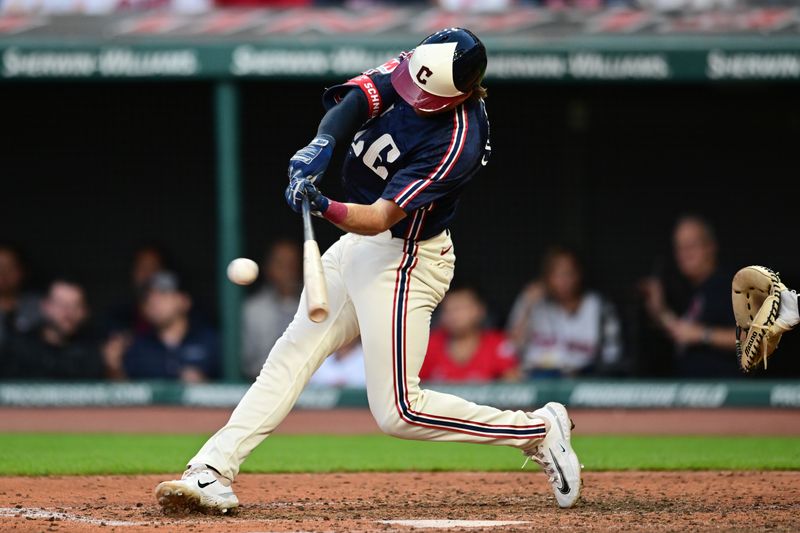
391;28;487;113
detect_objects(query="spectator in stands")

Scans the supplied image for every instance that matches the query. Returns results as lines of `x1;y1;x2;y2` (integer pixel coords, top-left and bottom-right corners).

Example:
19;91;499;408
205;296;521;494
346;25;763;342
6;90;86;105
1;278;104;380
106;245;168;337
309;337;366;387
102;245;168;379
114;271;219;382
420;285;518;383
241;239;302;380
508;247;622;377
640;215;737;377
0;244;40;349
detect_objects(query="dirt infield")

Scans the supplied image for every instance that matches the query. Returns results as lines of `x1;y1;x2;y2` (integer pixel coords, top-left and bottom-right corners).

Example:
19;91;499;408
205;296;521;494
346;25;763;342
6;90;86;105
2;407;800;435
1;471;798;532
2;408;799;531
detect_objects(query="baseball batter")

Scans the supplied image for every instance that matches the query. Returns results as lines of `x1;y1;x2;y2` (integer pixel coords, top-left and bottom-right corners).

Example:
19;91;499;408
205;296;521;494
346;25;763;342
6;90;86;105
156;28;582;512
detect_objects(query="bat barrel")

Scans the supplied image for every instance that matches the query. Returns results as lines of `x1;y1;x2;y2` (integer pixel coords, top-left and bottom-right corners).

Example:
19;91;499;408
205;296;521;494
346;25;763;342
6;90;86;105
300;194;329;323
303;239;329;323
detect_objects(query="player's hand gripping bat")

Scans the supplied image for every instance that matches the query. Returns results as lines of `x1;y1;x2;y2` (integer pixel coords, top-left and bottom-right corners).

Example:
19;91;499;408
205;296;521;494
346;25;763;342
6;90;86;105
301;195;330;323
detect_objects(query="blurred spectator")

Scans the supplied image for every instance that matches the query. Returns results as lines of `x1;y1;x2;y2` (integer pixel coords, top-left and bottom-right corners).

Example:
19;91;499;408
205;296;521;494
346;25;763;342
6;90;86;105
241;239;302;380
1;278;104;380
420;285;518;383
309;337;366;387
107;245;167;337
102;245;167;376
640;216;736;377
508;247;622;377
0;244;40;349
111;271;218;382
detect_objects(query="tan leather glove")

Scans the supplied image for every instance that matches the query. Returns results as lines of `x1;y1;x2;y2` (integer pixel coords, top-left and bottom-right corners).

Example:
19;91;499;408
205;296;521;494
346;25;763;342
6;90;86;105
732;266;790;372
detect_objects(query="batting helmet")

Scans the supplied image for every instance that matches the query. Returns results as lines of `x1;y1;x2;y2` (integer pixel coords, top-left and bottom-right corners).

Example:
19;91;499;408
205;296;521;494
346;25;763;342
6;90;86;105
391;28;487;114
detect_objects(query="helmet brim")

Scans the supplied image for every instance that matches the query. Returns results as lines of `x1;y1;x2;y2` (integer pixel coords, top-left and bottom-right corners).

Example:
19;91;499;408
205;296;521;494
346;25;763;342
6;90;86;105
390;55;464;114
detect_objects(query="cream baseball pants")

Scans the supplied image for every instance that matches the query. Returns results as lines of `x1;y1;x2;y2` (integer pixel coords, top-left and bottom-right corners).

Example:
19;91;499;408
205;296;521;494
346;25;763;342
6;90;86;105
191;228;547;480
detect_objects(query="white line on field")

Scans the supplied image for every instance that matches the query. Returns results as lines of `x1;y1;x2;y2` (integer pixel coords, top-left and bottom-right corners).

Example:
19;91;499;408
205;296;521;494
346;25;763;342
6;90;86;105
380;519;530;529
0;507;144;526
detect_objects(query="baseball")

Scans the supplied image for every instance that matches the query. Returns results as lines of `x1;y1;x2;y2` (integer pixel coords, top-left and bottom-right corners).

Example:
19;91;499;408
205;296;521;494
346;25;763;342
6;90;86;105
227;258;259;286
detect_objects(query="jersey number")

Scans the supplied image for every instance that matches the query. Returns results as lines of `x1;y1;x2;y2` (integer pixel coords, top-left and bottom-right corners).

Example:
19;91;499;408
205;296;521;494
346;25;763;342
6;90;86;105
352;132;400;180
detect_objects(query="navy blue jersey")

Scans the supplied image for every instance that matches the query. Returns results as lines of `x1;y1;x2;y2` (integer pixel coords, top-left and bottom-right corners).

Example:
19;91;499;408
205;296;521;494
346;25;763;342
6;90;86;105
323;56;491;241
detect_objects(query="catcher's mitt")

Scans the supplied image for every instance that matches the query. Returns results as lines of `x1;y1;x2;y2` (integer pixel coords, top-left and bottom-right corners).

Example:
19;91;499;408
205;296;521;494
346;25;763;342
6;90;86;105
731;266;788;371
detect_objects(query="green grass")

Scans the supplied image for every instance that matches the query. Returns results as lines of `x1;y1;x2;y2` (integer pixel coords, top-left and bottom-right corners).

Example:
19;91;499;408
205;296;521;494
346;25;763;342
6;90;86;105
1;434;799;476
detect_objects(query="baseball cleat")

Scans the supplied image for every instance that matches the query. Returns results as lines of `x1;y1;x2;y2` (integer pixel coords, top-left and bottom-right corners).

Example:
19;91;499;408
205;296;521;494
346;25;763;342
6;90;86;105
525;402;582;508
155;464;239;514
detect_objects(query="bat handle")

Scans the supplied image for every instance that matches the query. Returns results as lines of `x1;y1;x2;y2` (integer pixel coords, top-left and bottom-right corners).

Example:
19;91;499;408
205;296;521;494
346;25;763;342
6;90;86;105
301;195;315;242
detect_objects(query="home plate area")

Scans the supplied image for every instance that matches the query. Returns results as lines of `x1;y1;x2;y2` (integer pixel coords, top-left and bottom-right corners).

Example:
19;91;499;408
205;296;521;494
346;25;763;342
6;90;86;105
1;471;798;532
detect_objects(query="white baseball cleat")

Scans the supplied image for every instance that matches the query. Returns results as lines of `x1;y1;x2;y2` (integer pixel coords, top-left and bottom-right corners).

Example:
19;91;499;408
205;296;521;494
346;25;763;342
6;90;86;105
155;464;239;514
526;402;582;508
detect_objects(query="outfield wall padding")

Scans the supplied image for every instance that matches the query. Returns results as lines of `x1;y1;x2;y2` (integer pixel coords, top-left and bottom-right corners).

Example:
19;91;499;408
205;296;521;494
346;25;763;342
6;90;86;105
1;380;798;408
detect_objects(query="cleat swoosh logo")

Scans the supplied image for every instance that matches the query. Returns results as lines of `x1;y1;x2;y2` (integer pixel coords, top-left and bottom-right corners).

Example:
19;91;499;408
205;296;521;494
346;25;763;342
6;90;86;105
198;480;217;489
549;449;571;495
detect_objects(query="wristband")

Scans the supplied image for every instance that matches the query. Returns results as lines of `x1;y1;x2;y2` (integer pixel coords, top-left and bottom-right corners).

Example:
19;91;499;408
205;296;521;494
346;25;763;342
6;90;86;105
323;200;348;224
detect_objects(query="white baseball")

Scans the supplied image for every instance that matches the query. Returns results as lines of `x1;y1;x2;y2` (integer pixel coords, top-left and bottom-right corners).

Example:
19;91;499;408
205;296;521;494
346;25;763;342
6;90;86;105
227;258;259;286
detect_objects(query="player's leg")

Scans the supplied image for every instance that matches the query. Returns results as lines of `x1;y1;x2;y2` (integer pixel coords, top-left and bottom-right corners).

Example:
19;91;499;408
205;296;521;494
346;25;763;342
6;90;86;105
189;238;360;479
345;229;581;507
346;230;545;446
156;237;360;512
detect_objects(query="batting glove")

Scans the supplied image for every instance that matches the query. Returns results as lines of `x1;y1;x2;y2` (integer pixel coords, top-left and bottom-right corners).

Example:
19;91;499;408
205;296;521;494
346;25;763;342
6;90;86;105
285;175;306;214
302;180;330;215
288;134;335;184
284;176;330;215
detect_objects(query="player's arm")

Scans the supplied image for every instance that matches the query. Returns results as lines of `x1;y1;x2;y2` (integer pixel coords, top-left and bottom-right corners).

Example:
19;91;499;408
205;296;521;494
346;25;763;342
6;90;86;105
288;64;397;183
286;178;405;235
317;88;369;142
287;89;369;184
326;199;406;236
664;321;736;350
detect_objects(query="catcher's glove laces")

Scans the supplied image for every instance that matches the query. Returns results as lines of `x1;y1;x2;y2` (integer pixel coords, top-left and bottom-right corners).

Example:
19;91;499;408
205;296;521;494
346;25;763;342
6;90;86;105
746;323;772;370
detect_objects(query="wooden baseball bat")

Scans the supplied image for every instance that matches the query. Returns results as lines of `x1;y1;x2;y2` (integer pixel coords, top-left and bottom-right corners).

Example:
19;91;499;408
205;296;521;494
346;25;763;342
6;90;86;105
301;195;330;323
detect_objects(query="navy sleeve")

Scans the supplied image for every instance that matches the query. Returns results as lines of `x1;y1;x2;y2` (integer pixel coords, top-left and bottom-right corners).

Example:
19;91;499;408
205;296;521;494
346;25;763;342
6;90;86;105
317;89;368;146
382;105;482;213
322;54;405;119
